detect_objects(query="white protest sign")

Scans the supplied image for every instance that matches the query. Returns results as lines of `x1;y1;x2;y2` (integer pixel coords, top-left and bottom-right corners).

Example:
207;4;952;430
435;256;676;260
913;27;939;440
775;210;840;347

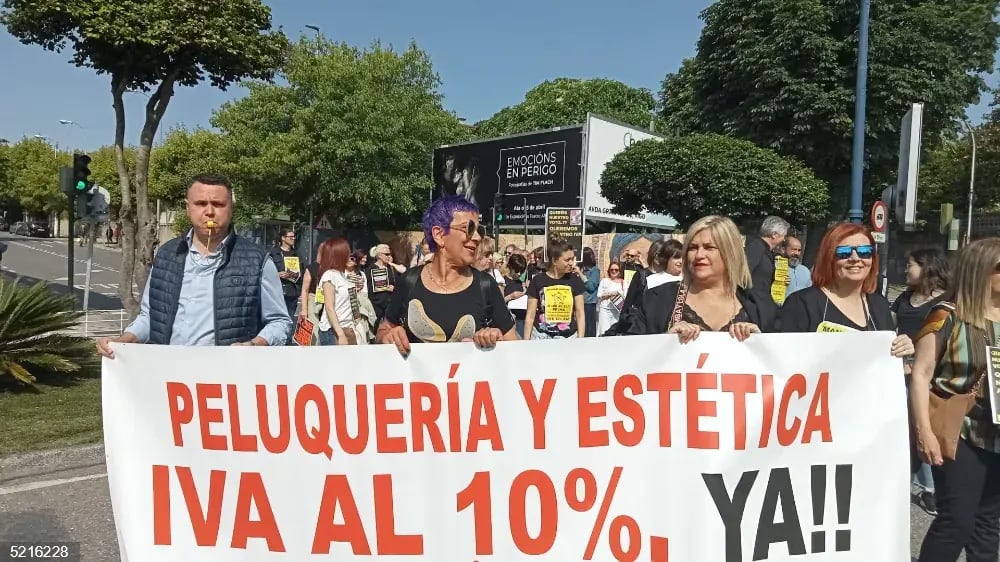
102;332;910;561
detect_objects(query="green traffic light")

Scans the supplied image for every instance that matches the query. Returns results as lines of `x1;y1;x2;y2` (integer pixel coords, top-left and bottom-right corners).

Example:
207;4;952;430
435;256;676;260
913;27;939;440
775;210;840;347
75;180;87;191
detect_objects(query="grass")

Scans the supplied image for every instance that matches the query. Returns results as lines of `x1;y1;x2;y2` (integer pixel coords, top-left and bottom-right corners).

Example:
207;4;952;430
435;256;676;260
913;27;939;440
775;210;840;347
0;373;104;456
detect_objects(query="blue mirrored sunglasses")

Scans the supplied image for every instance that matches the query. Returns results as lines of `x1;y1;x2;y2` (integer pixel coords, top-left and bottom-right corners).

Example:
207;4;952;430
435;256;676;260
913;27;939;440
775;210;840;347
834;244;874;260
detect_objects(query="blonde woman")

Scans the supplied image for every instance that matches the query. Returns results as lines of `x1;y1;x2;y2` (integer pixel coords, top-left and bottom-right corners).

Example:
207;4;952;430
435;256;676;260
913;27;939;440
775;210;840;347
628;215;775;340
911;238;1000;562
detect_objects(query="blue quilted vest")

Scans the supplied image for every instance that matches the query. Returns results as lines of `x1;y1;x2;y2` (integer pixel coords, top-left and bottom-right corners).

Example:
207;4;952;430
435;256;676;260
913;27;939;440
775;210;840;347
147;232;268;346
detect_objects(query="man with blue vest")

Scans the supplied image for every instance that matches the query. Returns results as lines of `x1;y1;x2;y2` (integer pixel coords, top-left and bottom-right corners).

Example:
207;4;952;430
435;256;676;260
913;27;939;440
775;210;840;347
97;174;291;357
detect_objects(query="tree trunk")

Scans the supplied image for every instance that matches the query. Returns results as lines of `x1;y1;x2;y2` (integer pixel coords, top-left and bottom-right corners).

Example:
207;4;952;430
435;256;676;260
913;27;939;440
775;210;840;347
134;72;178;298
112;76;140;319
112;70;178;321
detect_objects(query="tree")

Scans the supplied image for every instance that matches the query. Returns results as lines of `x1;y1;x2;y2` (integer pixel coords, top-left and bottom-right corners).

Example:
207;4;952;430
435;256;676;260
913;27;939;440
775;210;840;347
86;145;136;210
5;138;68;216
659;0;1000;216
600;135;830;228
919;123;1000;219
149;128;235;205
212;37;467;227
2;0;289;318
476;78;656;138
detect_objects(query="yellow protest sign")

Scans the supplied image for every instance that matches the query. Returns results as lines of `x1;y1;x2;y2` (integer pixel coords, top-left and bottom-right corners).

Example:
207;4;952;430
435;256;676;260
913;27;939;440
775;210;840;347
314;287;325;304
543;285;573;324
816;321;855;333
283;256;301;273
771;256;789;305
624;269;636;290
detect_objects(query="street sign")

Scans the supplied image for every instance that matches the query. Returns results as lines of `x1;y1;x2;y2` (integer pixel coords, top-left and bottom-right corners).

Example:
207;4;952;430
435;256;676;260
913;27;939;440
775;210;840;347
314;214;333;230
871;201;888;232
873;231;886;243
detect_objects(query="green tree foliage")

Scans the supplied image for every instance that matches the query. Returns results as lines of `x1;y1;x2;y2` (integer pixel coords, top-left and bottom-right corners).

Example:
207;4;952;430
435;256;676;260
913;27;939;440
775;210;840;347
2;0;289;318
0;278;94;386
919;123;1000;218
476;78;656;138
600;135;830;228
5;138;69;216
212;37;467;227
87;144;136;210
659;0;1000;214
149;128;235;205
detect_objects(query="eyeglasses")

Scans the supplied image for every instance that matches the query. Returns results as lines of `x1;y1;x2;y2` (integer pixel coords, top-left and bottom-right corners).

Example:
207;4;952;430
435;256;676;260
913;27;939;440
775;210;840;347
449;220;485;239
609;268;620;273
834;245;874;260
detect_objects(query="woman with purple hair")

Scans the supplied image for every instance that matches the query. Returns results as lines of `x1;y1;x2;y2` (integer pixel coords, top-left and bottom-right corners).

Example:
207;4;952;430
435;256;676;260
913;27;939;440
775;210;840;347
376;196;518;356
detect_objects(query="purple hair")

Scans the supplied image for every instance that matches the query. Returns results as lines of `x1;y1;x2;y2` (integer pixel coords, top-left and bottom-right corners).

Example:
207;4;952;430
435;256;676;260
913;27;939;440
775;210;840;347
423;196;480;251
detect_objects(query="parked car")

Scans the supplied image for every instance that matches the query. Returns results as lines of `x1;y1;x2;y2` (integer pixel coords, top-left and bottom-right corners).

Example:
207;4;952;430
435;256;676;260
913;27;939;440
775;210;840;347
14;221;50;237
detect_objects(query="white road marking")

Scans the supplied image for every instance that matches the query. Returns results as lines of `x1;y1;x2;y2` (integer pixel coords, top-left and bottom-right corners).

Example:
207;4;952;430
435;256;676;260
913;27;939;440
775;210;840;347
8;240;121;272
0;472;107;495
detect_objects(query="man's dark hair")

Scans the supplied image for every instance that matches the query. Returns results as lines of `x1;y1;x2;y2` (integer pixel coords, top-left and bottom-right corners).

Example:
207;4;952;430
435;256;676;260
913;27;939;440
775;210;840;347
189;173;232;191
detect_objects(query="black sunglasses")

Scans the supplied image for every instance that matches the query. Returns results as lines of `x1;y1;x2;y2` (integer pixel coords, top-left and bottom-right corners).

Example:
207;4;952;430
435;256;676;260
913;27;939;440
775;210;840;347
449;220;485;239
834;244;874;260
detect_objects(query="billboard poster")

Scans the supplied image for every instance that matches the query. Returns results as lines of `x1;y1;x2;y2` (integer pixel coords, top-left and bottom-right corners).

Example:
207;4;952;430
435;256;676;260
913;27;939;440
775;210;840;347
433;127;584;226
583;114;677;229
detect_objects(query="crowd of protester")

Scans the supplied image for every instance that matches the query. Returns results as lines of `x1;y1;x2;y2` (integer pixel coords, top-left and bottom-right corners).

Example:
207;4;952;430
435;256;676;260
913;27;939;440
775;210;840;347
96;174;999;562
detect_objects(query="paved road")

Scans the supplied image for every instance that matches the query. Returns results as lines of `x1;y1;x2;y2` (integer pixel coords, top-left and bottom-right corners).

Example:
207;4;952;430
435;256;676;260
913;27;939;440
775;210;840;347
0;232;129;310
0;443;956;561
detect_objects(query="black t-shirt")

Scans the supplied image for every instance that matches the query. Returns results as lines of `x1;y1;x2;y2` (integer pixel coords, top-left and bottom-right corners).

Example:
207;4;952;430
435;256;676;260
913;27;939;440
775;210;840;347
891;289;946;340
384;269;515;343
779;285;894;333
527;272;586;337
504;276;526;320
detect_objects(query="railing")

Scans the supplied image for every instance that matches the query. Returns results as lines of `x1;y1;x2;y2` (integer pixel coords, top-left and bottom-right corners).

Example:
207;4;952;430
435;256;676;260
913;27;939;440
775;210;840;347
62;309;128;338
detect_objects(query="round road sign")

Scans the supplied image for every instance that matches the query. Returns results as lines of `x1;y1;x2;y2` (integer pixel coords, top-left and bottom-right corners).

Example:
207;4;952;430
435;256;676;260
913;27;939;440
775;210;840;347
871;201;888;232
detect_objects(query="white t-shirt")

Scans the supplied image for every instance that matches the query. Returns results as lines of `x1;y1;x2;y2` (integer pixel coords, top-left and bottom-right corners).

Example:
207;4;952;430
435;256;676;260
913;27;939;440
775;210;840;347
318;269;355;331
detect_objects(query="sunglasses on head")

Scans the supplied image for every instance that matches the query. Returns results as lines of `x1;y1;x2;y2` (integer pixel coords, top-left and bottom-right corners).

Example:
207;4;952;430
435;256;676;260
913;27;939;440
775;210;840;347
449;220;485;239
834;244;874;260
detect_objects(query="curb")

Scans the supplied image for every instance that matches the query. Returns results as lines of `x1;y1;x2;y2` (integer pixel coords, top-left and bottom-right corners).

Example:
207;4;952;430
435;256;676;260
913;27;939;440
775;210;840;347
0;442;105;482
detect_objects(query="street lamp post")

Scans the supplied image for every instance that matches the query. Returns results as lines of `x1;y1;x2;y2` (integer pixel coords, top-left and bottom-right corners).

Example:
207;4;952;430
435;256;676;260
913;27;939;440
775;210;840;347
960;119;977;246
848;0;872;224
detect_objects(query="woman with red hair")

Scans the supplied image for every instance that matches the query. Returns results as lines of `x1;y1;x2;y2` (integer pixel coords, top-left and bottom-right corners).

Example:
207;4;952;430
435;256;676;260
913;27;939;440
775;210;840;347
779;223;914;356
316;237;360;346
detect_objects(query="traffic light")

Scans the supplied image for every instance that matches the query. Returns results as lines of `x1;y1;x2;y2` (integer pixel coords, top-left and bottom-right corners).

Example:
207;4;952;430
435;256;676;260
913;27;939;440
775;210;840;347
494;192;505;224
76;186;95;220
72;153;92;194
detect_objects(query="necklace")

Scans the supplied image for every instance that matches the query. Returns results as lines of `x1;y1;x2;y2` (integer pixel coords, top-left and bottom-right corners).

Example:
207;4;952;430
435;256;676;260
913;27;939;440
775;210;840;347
426;265;452;291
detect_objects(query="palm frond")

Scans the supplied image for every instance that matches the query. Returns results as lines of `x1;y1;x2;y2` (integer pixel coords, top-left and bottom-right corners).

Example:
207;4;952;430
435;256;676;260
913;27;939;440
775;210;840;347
0;278;95;386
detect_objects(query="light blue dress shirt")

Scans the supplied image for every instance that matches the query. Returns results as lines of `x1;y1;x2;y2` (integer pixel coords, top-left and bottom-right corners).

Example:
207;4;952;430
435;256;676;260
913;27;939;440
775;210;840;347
785;264;813;298
125;232;292;346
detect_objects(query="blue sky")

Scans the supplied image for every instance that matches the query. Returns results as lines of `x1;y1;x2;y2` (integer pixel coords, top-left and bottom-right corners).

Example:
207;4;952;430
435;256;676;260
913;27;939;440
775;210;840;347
0;0;996;152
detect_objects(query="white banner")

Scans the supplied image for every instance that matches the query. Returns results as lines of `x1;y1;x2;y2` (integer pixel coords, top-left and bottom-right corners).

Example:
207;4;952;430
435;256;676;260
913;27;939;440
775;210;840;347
103;332;910;561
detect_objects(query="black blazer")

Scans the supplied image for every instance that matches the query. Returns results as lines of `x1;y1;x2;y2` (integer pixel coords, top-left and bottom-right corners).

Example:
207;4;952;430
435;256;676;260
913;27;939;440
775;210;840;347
625;281;776;335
